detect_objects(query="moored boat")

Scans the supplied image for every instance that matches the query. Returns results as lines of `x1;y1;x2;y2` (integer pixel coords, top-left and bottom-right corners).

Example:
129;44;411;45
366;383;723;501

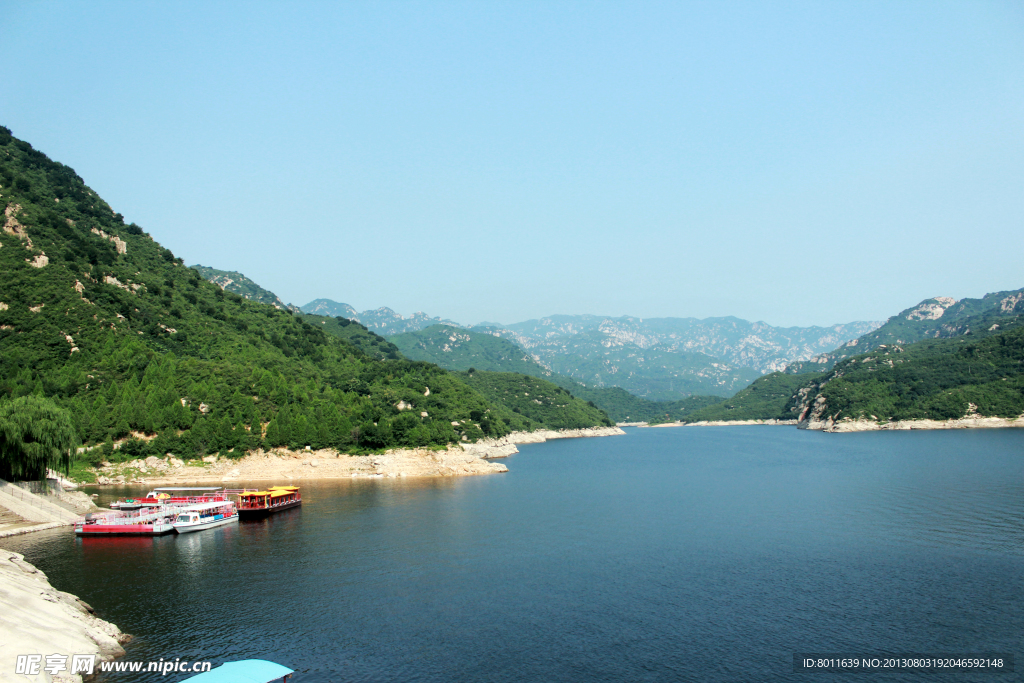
75;508;176;536
171;500;239;533
238;486;301;518
109;487;228;511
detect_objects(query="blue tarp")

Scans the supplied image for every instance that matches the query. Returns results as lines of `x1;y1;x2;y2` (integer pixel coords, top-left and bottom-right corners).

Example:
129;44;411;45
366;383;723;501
179;660;294;683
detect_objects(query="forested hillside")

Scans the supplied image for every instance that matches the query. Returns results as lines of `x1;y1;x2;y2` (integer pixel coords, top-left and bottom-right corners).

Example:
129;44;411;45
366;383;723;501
0;126;576;468
794;320;1024;425
678;372;820;423
786;291;1024;374
458;371;614;430
191;264;292;310
298;313;403;361
678;315;1024;425
387;324;727;422
391;324;550;376
545;378;724;423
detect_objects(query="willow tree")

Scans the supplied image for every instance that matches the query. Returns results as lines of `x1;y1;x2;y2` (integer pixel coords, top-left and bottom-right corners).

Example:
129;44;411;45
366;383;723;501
0;396;79;481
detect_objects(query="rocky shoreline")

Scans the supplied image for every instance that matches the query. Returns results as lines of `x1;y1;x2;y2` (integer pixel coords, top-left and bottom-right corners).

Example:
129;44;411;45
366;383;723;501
0;551;129;683
628;415;1024;432
800;414;1024;433
87;426;626;485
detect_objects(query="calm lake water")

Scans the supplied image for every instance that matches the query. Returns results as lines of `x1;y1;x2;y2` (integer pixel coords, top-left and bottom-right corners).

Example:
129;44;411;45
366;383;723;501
4;427;1022;682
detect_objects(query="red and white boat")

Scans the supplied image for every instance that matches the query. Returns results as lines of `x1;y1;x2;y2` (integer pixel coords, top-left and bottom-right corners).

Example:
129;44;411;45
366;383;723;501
77;494;238;536
75;506;177;536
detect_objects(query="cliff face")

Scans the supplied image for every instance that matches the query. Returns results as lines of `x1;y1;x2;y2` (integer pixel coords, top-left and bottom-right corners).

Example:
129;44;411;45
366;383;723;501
0;551;130;683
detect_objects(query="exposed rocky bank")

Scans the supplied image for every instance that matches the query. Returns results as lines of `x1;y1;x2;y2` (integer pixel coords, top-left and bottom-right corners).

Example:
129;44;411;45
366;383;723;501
800;413;1024;432
0;551;129;683
87;427;626;485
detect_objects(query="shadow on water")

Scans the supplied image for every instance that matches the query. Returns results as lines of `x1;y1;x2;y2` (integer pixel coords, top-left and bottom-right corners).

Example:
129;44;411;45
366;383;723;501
3;427;1022;683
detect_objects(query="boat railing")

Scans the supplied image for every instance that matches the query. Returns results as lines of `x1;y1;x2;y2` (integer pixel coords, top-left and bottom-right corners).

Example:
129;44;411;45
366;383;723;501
78;499;236;526
162;495;229;505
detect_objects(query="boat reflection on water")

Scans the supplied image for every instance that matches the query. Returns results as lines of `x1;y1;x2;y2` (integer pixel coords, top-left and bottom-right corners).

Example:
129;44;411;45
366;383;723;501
238;504;302;531
76;534;163;550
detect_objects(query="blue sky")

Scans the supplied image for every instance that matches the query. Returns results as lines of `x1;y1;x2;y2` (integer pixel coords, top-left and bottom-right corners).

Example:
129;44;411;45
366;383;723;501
3;1;1022;327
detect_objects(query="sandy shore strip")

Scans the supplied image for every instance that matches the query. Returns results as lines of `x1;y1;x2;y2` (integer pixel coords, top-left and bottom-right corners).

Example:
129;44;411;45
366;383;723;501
0;551;130;683
88;427;626;485
635;415;1024;432
803;414;1024;433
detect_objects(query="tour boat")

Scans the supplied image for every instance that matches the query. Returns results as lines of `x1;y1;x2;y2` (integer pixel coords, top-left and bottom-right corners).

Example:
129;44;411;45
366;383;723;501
238;486;301;518
171;500;239;533
109;487;228;511
75;508;177;536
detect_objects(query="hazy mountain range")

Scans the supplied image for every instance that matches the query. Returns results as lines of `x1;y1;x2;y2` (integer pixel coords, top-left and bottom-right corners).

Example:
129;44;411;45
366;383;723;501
300;299;460;335
197;273;1022;411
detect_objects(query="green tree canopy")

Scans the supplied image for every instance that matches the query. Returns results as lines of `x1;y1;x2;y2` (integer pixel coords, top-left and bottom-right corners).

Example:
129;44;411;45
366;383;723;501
0;395;79;481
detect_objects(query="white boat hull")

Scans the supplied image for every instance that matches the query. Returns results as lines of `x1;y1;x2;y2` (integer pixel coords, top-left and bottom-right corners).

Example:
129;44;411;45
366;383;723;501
172;514;238;533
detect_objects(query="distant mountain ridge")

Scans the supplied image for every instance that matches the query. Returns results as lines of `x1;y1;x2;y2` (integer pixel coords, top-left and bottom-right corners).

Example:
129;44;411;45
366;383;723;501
195;279;880;401
300;298;459;335
298;303;879;401
390;324;727;422
681;286;1024;426
479;315;882;375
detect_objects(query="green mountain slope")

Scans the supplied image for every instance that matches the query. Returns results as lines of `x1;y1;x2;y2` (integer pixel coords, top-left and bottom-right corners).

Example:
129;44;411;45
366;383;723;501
390;324;550;375
191;264;291;309
679;372;822;423
681;312;1024;425
189;266;406;361
544;378;724;423
794;320;1024;426
298;313;403;361
387;324;728;422
0;126;558;464
786;291;1024;374
458;371;614;430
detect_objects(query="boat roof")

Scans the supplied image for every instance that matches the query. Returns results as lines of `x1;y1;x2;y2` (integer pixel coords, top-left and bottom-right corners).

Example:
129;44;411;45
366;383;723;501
269;486;299;490
178;660;293;683
242;491;271;496
151;487;224;492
